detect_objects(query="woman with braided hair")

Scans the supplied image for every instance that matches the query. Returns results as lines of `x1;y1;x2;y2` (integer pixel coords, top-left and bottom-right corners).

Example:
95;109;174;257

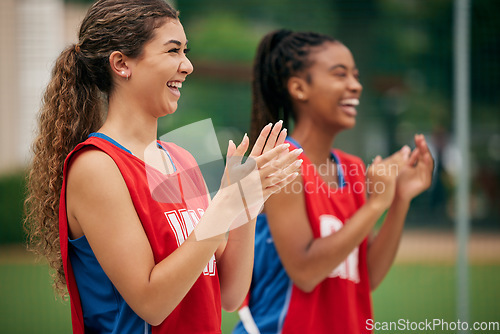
24;1;303;333
233;30;434;333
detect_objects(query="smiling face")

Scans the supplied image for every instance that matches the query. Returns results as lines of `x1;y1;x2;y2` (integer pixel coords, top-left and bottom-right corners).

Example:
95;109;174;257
127;19;193;117
294;42;362;131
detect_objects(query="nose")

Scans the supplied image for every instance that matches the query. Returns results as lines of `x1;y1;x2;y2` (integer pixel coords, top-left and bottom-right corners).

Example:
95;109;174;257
349;75;362;93
179;55;194;76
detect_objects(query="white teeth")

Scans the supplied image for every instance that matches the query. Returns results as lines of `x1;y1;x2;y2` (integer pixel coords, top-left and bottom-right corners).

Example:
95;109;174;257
340;98;359;106
167;81;182;88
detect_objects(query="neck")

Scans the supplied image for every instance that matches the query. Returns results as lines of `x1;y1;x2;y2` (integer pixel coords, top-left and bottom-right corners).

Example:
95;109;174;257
99;90;159;156
290;119;339;166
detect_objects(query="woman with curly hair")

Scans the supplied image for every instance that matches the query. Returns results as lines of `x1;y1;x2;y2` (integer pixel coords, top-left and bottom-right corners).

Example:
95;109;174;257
24;1;301;333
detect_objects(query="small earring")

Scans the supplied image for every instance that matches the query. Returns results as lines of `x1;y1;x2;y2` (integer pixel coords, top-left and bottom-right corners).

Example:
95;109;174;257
298;93;304;100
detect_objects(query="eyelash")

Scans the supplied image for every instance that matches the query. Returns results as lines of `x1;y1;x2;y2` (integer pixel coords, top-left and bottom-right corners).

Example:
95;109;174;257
334;72;360;80
168;48;190;54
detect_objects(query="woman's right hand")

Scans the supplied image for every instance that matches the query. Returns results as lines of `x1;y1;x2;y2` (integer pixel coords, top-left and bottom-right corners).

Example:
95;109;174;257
248;121;303;200
366;146;411;210
219;122;302;230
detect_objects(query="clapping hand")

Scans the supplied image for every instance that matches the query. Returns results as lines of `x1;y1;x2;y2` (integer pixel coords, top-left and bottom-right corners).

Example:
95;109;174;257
395;134;434;203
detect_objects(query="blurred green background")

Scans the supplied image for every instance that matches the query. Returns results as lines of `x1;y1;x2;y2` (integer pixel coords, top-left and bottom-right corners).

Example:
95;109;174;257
1;0;499;332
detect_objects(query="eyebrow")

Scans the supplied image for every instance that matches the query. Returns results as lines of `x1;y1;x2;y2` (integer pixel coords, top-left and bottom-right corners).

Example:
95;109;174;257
329;64;347;71
164;39;188;46
329;64;358;72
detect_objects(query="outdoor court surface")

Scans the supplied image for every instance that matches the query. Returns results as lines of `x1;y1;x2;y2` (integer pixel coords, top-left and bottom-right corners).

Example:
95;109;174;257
1;229;499;333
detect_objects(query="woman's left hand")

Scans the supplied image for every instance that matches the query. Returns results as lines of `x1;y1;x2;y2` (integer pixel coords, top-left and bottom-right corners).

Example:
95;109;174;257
395;134;434;203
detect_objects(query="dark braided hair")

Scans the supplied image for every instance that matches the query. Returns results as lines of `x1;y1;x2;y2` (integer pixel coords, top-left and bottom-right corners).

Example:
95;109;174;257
250;29;338;143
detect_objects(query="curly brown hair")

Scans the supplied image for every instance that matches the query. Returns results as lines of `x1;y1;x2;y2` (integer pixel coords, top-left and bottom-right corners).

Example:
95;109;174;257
24;0;178;297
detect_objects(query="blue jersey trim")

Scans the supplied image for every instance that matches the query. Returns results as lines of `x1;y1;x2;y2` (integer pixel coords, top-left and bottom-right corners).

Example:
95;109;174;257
286;136;345;188
157;142;177;172
331;151;346;188
88;133;132;155
277;281;293;333
88;132;177;172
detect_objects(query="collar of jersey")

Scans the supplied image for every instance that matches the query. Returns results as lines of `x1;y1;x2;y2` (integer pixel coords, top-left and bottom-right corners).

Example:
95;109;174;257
88;132;177;172
285;136;346;188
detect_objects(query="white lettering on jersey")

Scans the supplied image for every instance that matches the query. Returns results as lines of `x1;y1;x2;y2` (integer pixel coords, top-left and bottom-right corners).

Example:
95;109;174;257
164;209;216;276
319;215;360;283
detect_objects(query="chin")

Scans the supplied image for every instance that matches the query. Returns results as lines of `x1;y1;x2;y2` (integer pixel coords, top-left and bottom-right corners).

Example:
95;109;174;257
160;103;178;116
346;120;356;128
340;119;356;130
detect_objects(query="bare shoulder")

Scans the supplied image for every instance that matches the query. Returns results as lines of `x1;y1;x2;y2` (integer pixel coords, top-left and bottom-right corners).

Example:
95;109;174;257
264;164;314;270
266;171;304;210
67;147;120;180
265;171;309;236
66;147;129;219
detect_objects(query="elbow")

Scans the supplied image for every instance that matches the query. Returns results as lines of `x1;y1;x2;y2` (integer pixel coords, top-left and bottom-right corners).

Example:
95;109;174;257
289;270;320;293
145;318;164;328
293;278;317;293
221;289;247;313
135;301;175;327
369;276;381;292
140;310;169;327
367;263;386;292
221;300;241;313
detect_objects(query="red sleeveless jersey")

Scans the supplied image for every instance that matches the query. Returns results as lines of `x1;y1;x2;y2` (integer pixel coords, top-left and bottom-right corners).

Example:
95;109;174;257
59;136;221;333
281;142;373;333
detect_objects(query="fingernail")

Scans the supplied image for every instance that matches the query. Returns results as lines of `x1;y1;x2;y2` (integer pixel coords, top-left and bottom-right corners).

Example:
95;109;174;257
282;128;287;133
278;120;283;124
294;159;303;167
243;133;248;140
281;143;290;149
229;139;234;146
293;148;303;155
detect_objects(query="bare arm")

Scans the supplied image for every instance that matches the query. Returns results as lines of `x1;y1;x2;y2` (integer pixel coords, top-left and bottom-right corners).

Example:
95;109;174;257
266;149;408;292
217;122;301;311
366;197;409;290
266;176;386;292
367;134;434;290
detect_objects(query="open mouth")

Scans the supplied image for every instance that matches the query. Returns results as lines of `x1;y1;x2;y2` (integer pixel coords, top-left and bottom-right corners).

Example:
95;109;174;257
339;98;359;116
166;81;182;96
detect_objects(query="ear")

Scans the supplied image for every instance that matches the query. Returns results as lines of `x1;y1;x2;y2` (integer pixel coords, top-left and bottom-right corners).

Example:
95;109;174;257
109;51;130;80
287;76;309;102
